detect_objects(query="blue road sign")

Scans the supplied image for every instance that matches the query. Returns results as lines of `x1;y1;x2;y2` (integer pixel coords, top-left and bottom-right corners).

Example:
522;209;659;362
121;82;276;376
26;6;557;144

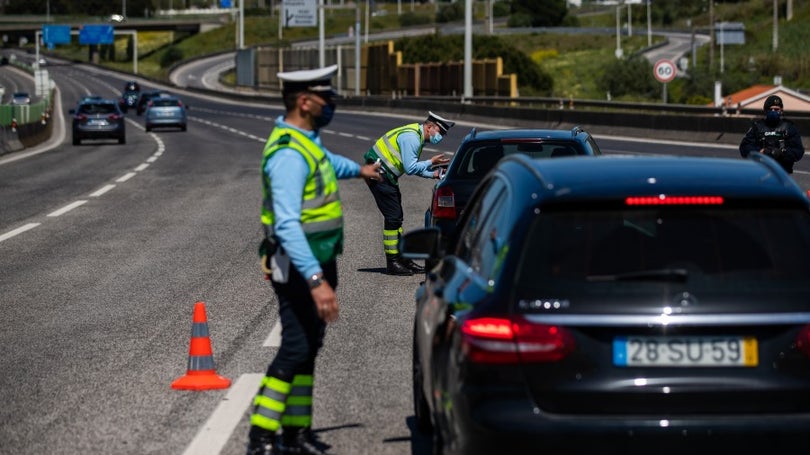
79;25;114;45
221;0;232;7
42;25;71;45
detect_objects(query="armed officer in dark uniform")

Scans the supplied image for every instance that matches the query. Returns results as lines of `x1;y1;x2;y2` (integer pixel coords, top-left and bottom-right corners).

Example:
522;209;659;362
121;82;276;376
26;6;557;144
739;95;804;174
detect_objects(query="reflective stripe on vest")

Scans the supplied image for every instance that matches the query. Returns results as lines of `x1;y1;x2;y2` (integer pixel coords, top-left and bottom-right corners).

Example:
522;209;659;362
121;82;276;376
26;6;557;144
260;127;344;260
371;123;423;178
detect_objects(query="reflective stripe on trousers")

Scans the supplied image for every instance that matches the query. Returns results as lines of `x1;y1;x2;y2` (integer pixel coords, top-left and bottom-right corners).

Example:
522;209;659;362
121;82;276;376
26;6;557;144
383;228;401;255
251;376;292;431
281;374;313;428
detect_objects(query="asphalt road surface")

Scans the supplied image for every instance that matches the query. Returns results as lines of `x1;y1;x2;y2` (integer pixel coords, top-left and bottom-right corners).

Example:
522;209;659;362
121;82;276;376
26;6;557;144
1;58;808;455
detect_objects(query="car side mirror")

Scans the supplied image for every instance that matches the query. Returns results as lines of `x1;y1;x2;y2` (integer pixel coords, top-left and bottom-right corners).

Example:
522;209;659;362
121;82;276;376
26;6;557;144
400;227;442;260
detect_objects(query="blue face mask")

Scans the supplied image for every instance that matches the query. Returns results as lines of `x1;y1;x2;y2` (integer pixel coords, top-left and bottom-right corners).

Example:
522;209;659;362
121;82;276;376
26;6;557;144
314;102;335;130
765;110;781;126
430;132;443;145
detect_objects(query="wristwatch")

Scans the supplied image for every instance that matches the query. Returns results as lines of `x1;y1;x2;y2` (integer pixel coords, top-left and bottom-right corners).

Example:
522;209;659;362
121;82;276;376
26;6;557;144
307;273;324;289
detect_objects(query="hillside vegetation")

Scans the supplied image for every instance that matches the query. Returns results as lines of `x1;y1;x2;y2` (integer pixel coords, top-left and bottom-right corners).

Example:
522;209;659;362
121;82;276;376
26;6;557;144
35;0;810;104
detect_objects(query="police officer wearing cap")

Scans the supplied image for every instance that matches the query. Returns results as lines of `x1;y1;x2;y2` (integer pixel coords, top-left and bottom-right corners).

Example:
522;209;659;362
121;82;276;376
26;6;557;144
364;112;455;276
247;64;381;455
740;94;804;174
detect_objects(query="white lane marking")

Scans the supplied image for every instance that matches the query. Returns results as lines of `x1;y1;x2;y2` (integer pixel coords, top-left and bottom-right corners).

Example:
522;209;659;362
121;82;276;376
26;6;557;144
181;373;263;455
135;163;150;171
116;172;137;182
0;223;41;243
263;321;282;347
90;184;116;197
47;200;87;217
147;156;158;162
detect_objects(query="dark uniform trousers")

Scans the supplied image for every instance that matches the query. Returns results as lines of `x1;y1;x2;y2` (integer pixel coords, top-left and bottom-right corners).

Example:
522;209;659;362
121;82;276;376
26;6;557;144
268;259;337;380
365;178;404;233
248;259;338;441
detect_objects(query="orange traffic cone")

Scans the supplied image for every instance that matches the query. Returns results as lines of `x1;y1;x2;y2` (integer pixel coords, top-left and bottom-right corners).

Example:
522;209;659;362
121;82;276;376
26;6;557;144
172;301;231;391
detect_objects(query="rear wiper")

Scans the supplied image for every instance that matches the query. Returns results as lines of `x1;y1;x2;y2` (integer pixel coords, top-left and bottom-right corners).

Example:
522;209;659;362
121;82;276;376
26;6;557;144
586;268;688;282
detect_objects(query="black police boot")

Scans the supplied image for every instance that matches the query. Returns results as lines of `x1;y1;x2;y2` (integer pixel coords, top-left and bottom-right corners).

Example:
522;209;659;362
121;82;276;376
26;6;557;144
278;427;332;455
245;435;276;455
386;255;414;276
403;258;425;273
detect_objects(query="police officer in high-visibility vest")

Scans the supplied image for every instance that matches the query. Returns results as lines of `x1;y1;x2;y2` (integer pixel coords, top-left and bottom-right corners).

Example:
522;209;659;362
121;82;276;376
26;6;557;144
246;65;381;455
740;95;804;174
364;112;455;276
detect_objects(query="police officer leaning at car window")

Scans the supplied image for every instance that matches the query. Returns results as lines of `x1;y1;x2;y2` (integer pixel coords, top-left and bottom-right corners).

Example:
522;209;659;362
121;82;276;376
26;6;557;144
363;111;455;276
246;64;381;455
739;95;805;174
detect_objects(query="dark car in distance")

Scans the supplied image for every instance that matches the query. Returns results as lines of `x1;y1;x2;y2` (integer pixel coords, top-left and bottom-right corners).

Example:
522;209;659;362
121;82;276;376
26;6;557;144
136;90;171;115
70;98;126;145
426;126;601;242
402;153;810;455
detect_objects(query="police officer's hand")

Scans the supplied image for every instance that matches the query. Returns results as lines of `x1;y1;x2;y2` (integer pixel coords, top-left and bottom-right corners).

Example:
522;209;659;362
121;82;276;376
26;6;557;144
312;281;339;323
430;153;451;166
360;162;382;182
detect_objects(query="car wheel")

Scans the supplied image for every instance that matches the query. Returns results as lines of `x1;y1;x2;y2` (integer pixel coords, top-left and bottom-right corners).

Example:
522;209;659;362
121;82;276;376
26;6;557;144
413;328;432;434
73;136;80;146
119;136;126;144
145;125;151;132
180;124;187;132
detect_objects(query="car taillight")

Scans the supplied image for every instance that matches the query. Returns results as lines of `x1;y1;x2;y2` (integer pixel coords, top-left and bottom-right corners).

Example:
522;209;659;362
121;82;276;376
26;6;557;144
76;114;87;121
461;316;574;364
796;325;810;357
108;114;121;121
432;186;456;219
625;195;724;206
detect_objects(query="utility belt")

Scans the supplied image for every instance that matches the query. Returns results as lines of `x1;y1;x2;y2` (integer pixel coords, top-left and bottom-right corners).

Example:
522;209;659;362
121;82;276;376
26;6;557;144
363;149;398;185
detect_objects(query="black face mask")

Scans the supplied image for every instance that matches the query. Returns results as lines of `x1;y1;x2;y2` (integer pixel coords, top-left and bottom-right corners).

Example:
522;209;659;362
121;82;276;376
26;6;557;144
314;102;335;130
765;110;781;127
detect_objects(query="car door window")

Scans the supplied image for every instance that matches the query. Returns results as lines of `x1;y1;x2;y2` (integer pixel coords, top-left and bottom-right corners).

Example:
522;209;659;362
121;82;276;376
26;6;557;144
455;177;508;280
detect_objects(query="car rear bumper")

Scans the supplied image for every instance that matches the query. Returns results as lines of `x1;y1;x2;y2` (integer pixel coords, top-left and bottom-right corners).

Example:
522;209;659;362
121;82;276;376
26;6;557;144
74;125;125;139
448;396;810;454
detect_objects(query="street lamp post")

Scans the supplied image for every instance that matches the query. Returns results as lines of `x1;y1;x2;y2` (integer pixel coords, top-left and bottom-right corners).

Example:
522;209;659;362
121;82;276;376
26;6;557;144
615;5;623;58
647;0;652;47
773;0;778;51
463;0;472;101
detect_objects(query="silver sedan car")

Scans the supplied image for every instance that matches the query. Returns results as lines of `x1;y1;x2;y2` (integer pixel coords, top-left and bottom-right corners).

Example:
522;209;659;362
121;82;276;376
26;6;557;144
144;96;187;132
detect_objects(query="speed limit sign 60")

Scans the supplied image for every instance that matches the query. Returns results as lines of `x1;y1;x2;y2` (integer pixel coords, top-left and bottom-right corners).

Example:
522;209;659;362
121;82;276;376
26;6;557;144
654;59;677;83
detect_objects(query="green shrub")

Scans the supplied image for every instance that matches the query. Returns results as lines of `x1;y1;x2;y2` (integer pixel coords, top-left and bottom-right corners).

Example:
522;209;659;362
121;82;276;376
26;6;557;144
436;2;464;23
492;1;510;18
159;47;184;68
596;55;658;99
399;12;433;27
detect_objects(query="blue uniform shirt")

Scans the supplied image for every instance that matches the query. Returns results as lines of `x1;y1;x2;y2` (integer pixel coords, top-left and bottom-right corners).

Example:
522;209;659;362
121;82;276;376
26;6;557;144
265;116;362;280
397;124;434;178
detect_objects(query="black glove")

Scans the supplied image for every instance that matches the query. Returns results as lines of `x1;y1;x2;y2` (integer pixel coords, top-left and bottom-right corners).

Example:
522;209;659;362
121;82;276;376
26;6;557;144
764;147;784;160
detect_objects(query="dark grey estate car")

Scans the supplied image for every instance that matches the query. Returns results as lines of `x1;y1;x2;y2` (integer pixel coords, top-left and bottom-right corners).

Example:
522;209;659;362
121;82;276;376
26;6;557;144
425;126;601;241
403;153;810;455
70;98;126;145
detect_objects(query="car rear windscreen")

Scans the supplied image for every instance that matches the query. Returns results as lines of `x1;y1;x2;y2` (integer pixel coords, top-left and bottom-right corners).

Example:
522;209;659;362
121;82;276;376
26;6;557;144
515;207;810;309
